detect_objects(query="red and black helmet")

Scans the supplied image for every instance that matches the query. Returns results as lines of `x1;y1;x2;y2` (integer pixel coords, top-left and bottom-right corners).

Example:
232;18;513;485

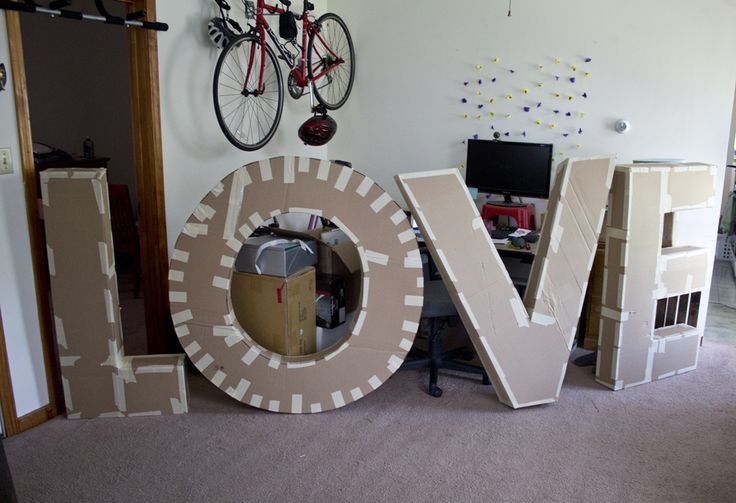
298;112;338;146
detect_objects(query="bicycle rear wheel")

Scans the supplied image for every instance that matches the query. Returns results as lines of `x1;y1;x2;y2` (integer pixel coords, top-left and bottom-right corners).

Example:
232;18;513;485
307;13;355;110
213;34;284;151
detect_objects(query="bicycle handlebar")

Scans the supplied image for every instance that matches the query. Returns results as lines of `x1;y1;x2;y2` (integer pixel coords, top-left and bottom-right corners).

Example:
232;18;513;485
214;0;230;11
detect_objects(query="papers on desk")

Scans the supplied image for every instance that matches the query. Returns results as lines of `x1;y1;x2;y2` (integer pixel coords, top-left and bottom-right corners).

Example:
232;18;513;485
492;228;532;244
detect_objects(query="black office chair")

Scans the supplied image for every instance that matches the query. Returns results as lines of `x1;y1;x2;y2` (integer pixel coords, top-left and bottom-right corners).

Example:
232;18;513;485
402;280;491;397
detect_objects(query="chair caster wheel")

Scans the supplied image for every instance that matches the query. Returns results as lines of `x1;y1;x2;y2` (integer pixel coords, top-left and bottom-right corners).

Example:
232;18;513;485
429;385;443;398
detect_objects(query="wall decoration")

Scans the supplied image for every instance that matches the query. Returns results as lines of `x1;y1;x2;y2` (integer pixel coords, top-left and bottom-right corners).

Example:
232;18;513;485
596;164;718;390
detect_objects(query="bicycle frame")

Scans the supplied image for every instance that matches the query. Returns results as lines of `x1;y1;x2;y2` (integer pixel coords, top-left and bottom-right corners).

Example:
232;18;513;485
245;0;344;93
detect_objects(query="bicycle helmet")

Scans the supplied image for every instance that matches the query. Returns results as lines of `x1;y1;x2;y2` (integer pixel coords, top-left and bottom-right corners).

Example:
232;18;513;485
208;17;235;49
298;112;338;146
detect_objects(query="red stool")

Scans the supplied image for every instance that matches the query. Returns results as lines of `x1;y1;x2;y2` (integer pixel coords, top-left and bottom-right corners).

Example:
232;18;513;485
482;203;536;230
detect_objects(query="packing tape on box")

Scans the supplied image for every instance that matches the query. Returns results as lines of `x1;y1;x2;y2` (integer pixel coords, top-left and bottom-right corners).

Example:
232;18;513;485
169;157;422;413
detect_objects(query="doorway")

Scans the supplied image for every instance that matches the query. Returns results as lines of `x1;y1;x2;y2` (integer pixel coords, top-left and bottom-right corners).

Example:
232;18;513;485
1;0;171;434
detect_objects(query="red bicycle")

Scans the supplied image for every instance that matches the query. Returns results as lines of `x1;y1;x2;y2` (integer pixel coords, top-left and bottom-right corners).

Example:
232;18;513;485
212;0;355;151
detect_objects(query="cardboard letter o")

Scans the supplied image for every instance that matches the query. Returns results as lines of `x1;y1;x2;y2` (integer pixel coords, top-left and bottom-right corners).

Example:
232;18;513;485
170;157;423;413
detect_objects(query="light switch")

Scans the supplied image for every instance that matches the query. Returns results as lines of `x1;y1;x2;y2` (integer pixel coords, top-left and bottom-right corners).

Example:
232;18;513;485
0;148;12;175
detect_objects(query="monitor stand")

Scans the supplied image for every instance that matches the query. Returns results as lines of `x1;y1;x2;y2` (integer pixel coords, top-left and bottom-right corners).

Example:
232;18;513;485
487;194;526;208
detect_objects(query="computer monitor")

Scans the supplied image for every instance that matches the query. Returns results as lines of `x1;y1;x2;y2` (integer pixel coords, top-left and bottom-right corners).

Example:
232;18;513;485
465;139;553;206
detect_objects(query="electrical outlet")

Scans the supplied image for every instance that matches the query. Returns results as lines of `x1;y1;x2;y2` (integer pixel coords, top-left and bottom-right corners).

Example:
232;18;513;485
0;148;12;175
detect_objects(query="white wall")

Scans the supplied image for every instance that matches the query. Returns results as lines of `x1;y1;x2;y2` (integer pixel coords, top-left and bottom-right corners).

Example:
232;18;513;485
0;11;49;417
157;0;329;251
326;0;736;213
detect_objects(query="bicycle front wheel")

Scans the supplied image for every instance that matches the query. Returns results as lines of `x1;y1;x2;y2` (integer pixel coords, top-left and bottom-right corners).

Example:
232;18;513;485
213;34;284;151
307;13;355;110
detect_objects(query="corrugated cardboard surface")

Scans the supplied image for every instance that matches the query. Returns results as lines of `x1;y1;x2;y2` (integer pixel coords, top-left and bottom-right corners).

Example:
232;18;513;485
41;168;187;419
170;157;422;413
596;164;717;390
231;268;316;356
396;156;615;408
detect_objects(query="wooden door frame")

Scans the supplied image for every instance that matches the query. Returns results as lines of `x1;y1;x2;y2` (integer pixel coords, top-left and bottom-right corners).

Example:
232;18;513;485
1;0;170;436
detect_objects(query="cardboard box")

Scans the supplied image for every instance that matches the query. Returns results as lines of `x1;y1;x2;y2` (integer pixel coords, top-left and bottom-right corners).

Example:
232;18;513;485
316;273;346;329
271;226;362;312
234;235;317;276
41;168;187;419
320;228;350;246
231;267;316;356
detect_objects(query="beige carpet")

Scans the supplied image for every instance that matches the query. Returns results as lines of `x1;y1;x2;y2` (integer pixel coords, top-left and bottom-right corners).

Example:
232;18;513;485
4;300;736;503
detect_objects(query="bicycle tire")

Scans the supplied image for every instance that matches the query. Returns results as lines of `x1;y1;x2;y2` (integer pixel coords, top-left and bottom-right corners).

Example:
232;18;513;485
213;34;284;151
307;13;355;110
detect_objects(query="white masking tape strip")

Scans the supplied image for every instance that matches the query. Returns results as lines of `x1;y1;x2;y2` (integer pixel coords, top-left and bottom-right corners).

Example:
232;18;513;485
288;207;323;217
242;346;261;365
227;379;251;400
331;391;346;408
509;297;530;328
212;276;230;290
310;403;322;413
237;223;253;239
269;209;281;218
329;216;358;244
172;249;190;263
352;310;367;336
370;193;392;213
325;342;349;361
368;375;382;390
193;203;216;222
223;311;236;325
59;356;80;367
268;400;280;412
417;213;436;240
249;212;263;229
435;249;457;282
550;223;564;254
169;291;187;303
397;229;415;244
317;160;331;180
135;364;176;374
98;412;125;418
224;333;244;347
297;157;310;173
259;159;273;182
399;338;413;351
417;276;424;288
398;168;458;180
171;397;186;415
350;387;363;401
220;255;235;268
402;320;419;333
457;292;480;330
98;242;114;278
479;336;516;406
291;394;303;413
606;227;628;241
268;354;281;369
356;177;374;197
557;160;572;197
404;295;423;307
362;278;370;308
41;181;50;207
174;324;189;338
184;341;202;356
169;269;184;282
600;306;630;322
391;209;406;225
55;315;68;349
358;246;370;274
195;353;214;372
226;238;242;252
335;165;352;191
211;370;227;387
223;167;251;239
472;217;484;230
286;360;316;369
172;309;193;325
211;182;225;196
531;312;556;326
404;249;422;268
46;245;55;276
128;411;162;417
213;325;239;338
250;394;263;408
62;376;73;411
365;250;390;266
91;179;105;214
113;374;127;412
183;223;208;238
283;157;295;184
387;354;403;373
104;289;116;323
